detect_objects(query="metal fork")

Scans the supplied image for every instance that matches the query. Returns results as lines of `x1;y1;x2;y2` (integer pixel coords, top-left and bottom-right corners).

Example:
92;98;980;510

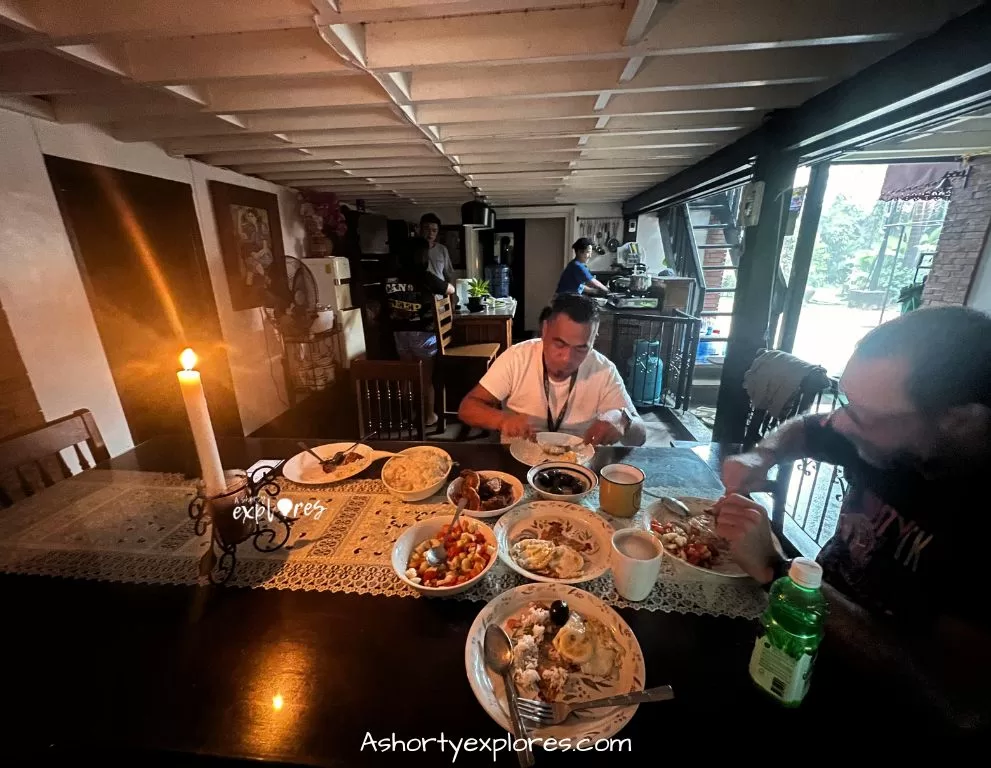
516;685;674;726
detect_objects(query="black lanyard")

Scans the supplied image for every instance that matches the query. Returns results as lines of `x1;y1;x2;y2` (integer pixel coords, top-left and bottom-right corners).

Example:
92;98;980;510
543;363;578;433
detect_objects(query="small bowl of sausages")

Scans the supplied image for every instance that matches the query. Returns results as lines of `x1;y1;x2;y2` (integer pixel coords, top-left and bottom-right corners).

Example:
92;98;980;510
446;469;524;519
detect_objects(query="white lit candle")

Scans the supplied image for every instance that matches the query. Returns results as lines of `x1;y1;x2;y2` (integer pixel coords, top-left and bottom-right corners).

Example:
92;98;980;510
177;347;226;496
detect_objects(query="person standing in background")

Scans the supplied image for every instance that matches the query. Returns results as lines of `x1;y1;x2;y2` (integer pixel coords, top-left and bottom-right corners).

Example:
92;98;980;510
555;237;610;296
419;213;454;285
384;237;455;426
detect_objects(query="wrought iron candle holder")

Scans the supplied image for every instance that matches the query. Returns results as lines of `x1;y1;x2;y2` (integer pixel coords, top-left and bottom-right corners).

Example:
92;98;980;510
188;462;294;584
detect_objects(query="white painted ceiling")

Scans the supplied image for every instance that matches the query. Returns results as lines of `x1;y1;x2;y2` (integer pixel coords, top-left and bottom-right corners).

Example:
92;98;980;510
0;0;980;210
846;105;991;162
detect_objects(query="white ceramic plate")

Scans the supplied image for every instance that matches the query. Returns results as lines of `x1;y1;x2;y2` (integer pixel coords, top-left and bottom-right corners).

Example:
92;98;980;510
642;496;748;579
465;583;645;743
494;500;614;584
447;471;524;519
282;442;373;485
509;432;594;467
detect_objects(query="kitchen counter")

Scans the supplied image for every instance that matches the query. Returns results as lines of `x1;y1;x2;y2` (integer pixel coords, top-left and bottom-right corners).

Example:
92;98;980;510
453;297;517;320
451;298;516;354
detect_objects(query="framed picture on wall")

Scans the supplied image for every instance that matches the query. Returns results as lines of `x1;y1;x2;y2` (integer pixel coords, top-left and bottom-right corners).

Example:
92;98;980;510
208;181;289;310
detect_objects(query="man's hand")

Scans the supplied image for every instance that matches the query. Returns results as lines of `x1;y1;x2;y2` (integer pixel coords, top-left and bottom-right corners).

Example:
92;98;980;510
713;494;779;584
583;419;623;446
500;412;535;440
721;450;774;494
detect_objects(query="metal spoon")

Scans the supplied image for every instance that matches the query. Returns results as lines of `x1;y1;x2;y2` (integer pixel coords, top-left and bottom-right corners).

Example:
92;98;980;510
643;490;691;517
297;441;335;473
424;497;467;567
483;625;535;768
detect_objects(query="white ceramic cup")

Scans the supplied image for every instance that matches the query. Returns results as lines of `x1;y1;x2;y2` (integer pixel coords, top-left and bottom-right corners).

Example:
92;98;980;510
611;529;663;601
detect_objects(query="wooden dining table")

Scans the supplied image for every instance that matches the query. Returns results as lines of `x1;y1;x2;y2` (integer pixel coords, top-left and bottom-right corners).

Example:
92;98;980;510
1;436;964;766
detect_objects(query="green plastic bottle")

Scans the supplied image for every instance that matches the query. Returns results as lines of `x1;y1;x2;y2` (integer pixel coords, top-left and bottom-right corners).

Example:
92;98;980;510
749;557;828;707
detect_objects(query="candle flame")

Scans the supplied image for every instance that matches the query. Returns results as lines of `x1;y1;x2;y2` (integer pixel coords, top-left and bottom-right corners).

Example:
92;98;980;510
272;693;284;711
179;348;198;371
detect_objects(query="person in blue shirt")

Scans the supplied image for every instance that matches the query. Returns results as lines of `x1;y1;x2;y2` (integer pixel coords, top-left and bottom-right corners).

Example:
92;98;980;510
555;237;610;295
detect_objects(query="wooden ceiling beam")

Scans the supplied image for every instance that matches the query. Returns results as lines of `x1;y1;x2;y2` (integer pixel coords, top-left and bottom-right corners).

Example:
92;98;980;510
51;87;206;122
366;6;634;70
199;143;442;165
456;163;573;174
634;0;970;53
324;1;620;25
0;0;316;40
417;97;599;124
362;0;957;71
124;28;354;83
411;47;877;103
105;109;405;140
451;152;587;165
237;108;405;132
413;61;624;102
581;134;730;150
443;138;580;155
439;118;599;140
0;49;124;93
468;172;569;182
202;75;391;112
164;128;428;154
571;158;691;169
602;84;819;115
336;157;452;169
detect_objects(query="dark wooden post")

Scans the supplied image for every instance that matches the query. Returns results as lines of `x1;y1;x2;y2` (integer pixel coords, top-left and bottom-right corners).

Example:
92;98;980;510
712;146;798;443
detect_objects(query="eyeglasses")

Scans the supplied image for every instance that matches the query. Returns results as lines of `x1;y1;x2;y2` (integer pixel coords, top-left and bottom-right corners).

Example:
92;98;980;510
833;389;918;429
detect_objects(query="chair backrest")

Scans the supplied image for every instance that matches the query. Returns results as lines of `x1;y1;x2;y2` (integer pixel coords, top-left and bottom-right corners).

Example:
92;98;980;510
351;359;426;440
742;367;833;450
433;295;454;355
0;409;109;508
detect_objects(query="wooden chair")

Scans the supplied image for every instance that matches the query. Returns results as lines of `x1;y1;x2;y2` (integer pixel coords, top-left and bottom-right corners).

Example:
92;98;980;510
351;359;427;441
433;296;500;363
0;409;110;508
741;361;837;557
433;296;501;433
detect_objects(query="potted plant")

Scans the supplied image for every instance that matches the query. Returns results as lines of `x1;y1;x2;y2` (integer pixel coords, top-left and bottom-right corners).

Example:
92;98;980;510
467;278;490;312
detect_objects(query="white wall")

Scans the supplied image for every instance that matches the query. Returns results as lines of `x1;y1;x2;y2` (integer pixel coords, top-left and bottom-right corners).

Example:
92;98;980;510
635;212;669;274
372;204;464;226
575;204;623;220
524;218;567;332
576;204;625;272
0;109;305;453
966;235;991;312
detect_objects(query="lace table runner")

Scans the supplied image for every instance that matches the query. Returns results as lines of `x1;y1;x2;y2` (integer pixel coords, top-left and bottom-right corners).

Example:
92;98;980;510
0;469;766;620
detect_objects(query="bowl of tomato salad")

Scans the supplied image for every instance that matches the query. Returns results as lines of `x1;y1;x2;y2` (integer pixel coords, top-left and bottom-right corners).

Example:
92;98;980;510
392;517;498;596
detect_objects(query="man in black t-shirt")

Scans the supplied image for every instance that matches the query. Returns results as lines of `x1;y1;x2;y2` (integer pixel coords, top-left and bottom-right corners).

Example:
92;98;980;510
383;237;455;425
718;307;991;724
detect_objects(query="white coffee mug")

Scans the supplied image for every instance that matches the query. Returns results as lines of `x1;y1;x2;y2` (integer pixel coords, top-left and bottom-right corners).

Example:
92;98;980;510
611;529;663;601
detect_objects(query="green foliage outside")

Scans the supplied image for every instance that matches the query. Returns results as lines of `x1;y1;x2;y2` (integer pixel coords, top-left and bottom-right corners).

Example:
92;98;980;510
781;194;948;302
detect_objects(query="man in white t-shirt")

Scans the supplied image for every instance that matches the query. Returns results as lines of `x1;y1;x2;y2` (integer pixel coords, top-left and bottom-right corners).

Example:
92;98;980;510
458;294;647;446
419;212;454;285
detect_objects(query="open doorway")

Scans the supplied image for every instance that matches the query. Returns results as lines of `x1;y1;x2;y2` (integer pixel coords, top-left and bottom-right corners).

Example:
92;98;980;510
780;163;952;375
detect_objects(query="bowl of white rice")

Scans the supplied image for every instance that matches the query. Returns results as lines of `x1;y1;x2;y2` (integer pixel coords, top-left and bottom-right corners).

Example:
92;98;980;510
381;446;454;501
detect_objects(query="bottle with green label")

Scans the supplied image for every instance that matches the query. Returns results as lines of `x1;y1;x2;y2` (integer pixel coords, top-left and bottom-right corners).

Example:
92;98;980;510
749;557;828;707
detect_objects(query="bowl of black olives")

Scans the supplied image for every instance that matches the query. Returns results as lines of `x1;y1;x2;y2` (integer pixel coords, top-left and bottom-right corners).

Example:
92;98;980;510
527;462;598;503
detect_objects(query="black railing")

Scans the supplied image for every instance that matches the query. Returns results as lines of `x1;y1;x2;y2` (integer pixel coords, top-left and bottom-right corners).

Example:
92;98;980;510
607;310;701;411
773;378;847;557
